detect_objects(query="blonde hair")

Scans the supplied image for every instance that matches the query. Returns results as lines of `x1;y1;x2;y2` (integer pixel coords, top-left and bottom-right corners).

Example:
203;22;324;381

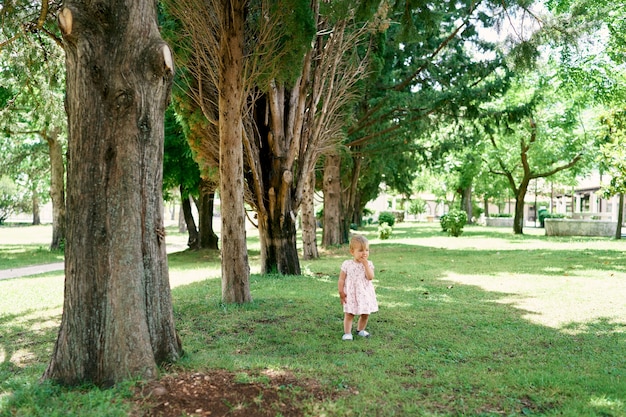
349;234;369;251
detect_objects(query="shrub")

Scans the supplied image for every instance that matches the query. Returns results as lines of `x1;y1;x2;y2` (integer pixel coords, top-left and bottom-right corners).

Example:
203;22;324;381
472;203;484;219
440;209;468;237
539;211;566;227
378;211;395;227
378;223;392;239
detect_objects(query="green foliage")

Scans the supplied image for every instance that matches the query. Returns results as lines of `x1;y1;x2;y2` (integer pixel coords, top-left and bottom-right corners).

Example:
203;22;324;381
0;176;28;224
0;11;66;216
377;211;395;227
440;209;468;237
377;222;392;239
162;106;201;200
598;109;626;198
251;0;317;87
472;202;484;219
408;198;427;216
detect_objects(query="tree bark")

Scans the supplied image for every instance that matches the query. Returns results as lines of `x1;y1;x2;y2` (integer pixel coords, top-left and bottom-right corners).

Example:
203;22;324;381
45;128;66;250
322;154;345;246
483;195;490;218
460;185;473;224
178;203;187;233
615;192;623;240
301;169;319;260
345;154;362;234
219;0;251;303
197;180;219;250
513;180;529;235
258;181;301;274
180;186;198;249
44;1;181;386
31;192;40;225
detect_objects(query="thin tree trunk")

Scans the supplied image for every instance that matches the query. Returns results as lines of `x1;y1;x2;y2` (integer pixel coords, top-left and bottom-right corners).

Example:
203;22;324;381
44;1;181;386
198;182;219;250
461;185;473;224
46;128;66;250
178;200;187;233
483;196;490;218
219;0;251;303
180;186;198;249
615;192;623;240
513;181;529;235
31;192;40;225
302;169;319;259
345;154;361;235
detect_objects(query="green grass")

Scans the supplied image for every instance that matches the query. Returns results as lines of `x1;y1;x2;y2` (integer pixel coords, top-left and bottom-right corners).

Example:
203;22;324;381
0;244;64;270
2;222;626;416
0;224;64;269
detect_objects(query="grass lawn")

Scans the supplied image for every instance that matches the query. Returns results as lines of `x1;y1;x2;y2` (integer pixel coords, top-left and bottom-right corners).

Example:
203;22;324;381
1;222;626;416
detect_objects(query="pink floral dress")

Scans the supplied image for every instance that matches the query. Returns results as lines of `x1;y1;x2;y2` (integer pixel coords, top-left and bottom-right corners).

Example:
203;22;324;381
340;260;378;315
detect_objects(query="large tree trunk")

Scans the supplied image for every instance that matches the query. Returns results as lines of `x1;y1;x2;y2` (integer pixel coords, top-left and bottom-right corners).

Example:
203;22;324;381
322;154;345;246
248;87;304;275
258;192;301;274
44;2;181;386
254;126;301;274
219;0;251;303
301;169;319;260
197;179;219;250
46;128;66;250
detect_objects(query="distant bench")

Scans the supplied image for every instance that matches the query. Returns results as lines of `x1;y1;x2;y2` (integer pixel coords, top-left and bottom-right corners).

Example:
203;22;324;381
544;218;617;237
485;217;514;227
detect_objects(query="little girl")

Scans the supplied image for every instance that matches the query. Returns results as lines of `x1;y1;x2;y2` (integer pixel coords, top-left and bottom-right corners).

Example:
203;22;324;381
338;234;378;340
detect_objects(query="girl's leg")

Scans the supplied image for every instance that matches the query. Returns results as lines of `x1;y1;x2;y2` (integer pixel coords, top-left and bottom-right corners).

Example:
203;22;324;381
357;314;369;332
344;313;355;334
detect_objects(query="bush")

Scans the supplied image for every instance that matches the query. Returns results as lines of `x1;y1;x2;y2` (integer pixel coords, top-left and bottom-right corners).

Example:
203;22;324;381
378;211;395;227
472;203;484;219
440;209;468;237
538;210;566;227
378;223;392;239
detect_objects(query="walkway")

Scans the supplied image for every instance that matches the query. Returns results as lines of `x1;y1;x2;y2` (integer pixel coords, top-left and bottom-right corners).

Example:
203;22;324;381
0;262;65;280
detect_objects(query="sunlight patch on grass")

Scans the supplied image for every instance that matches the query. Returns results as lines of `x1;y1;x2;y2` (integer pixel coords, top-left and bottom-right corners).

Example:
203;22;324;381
169;268;221;288
0;276;64;316
11;349;36;367
443;271;626;333
379;301;413;308
589;395;624;412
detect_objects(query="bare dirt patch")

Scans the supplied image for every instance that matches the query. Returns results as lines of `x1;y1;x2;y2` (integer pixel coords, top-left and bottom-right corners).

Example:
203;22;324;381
129;369;329;417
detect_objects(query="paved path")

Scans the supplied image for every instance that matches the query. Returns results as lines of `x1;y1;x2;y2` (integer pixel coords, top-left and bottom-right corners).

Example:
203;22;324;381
0;239;190;280
0;262;65;280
